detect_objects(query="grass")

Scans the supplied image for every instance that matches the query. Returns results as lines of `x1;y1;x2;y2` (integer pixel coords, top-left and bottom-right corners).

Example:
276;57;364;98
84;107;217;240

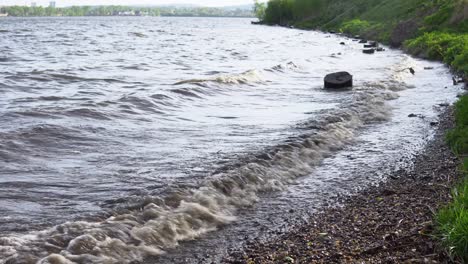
447;96;468;155
405;32;468;75
436;176;468;262
439;96;468;262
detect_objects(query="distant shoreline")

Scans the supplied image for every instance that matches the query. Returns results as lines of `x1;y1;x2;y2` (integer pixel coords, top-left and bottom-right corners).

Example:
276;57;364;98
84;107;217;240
0;5;254;18
0;15;254;18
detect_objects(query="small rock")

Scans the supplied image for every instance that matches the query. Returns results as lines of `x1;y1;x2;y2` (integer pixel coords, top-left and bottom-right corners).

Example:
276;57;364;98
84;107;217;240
408;114;417;118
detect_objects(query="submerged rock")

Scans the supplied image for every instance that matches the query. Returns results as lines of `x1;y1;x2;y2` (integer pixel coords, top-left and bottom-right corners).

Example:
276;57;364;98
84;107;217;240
364;42;378;48
363;49;375;54
359;39;367;44
324;71;353;89
369;41;378;47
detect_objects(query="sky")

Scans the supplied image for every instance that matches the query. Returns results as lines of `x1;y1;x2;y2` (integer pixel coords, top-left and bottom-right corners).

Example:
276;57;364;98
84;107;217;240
0;0;264;7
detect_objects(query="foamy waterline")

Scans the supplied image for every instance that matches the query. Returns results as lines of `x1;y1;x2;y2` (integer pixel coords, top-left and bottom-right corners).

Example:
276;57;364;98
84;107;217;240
0;77;410;264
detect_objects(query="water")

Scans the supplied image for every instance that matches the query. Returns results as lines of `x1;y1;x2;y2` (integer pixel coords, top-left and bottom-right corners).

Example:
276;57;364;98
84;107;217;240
0;17;462;263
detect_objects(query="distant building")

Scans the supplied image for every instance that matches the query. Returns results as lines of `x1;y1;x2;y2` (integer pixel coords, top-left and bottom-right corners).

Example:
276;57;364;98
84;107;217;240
31;2;37;7
49;1;56;8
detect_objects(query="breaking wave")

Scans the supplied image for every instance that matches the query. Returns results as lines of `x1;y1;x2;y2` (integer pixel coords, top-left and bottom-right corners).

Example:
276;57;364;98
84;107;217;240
173;69;262;86
0;79;412;264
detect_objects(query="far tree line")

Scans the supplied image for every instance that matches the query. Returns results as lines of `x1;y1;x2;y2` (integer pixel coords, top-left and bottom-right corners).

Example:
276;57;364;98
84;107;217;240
0;5;254;17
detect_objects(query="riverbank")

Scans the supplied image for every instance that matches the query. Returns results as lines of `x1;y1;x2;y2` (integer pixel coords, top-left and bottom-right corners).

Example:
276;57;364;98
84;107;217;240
254;0;467;81
223;107;463;263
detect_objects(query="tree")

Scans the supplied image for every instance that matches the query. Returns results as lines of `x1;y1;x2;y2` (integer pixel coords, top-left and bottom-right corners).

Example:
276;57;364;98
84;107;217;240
254;0;266;21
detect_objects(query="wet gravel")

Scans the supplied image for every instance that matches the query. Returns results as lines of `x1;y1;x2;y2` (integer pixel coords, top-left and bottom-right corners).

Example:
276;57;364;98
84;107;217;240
222;107;461;263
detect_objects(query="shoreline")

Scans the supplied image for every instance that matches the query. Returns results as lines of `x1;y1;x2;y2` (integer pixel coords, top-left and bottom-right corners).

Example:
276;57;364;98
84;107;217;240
222;107;462;263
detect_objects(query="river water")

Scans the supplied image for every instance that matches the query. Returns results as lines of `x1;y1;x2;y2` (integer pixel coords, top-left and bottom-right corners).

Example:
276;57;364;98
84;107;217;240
0;17;462;263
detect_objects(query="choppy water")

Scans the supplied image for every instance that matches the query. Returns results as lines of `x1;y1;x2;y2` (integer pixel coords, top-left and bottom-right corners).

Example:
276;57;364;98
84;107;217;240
0;17;462;263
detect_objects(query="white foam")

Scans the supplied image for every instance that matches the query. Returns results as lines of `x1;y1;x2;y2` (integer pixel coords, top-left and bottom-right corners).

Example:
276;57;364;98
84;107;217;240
0;78;416;264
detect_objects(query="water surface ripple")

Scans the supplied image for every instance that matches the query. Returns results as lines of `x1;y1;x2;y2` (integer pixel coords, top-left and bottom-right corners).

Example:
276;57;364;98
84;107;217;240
0;17;462;263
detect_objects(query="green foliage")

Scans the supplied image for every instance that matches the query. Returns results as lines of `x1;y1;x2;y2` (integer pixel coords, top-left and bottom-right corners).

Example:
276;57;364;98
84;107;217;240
405;32;468;75
424;4;454;27
291;0;324;20
463;158;468;173
447;127;468;155
447;96;468;155
253;0;266;20
263;0;295;25
261;0;467;40
442;96;468;262
436;177;468;262
340;19;372;35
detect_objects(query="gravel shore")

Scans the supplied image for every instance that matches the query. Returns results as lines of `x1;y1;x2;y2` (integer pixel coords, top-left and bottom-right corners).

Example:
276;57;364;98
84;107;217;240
223;107;461;263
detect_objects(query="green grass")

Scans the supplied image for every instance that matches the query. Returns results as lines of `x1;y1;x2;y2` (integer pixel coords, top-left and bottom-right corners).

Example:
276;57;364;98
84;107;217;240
447;96;468;155
436;177;468;262
405;32;468;75
340;19;372;35
440;96;468;262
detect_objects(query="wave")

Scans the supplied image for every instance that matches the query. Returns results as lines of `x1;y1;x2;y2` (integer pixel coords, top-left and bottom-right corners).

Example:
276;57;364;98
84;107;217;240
0;78;413;264
0;124;97;161
173;69;262;86
266;61;302;73
129;32;147;38
6;71;133;84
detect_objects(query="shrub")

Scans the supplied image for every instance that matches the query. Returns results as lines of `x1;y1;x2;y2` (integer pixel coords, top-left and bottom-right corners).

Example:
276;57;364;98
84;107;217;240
405;32;468;75
340;19;372;35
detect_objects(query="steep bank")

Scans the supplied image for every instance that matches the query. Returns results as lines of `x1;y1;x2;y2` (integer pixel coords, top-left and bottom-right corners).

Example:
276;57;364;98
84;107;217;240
223;107;462;263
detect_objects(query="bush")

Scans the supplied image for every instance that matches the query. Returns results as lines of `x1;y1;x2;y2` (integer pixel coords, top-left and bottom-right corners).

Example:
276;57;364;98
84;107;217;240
263;0;295;25
340;19;372;35
405;32;468;75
